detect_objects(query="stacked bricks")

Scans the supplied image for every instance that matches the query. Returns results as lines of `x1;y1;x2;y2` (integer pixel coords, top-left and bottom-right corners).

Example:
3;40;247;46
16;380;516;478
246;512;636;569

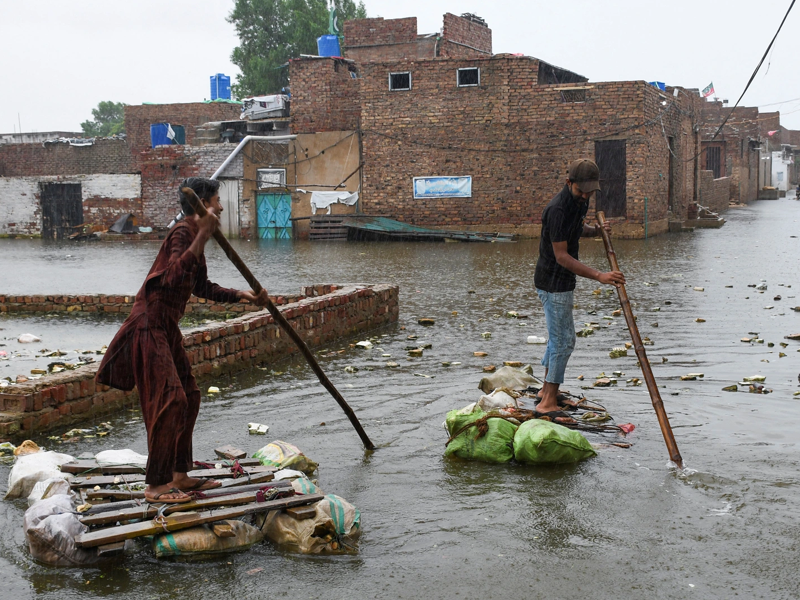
0;292;305;316
0;283;398;439
343;17;420;62
290;58;361;134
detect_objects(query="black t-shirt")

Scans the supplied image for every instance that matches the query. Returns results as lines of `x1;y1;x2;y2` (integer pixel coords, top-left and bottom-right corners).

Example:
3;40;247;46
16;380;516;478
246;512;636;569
534;185;589;292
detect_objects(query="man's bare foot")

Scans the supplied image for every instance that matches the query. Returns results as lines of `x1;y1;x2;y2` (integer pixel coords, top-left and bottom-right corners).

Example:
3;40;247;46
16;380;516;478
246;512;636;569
144;483;191;503
171;472;222;492
536;381;562;413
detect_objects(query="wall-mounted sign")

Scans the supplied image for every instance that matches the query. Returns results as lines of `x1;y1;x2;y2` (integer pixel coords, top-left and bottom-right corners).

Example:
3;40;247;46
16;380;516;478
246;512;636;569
413;176;472;199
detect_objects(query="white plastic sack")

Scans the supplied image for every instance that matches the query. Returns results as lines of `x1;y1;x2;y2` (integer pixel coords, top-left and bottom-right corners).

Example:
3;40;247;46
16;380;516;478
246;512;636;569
259;494;360;554
95;449;148;469
23;495;99;567
5;451;74;500
27;478;73;507
253;441;318;475
477;389;519;410
478;365;537;394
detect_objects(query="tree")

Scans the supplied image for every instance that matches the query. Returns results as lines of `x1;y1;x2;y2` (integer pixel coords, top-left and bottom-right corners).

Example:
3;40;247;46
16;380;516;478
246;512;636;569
228;0;367;98
81;101;126;137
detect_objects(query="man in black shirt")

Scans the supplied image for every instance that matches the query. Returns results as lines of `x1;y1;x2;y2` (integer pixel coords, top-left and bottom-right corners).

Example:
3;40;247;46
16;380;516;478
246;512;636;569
533;159;625;417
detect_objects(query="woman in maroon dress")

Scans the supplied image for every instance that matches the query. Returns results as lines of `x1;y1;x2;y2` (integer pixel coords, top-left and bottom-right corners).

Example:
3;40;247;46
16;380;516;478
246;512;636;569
96;178;268;503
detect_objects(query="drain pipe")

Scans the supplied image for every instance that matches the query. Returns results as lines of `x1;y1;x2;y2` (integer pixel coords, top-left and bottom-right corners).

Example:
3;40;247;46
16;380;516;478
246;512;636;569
169;134;297;228
211;134;297;180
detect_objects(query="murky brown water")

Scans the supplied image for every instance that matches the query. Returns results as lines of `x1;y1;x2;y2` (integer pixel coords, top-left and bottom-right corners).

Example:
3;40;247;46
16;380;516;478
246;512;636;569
2;199;800;599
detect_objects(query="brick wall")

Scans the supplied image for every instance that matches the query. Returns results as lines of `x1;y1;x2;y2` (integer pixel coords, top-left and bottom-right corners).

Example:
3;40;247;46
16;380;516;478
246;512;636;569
697;171;730;213
0;174;142;236
290;57;361;133
125;103;242;156
138;144;243;228
343;17;419;62
0;284;399;439
0;139;133;177
350;53;698;237
440;13;492;57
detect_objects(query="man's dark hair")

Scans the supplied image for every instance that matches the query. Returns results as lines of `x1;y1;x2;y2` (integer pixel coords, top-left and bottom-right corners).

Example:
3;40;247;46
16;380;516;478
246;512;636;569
179;177;220;215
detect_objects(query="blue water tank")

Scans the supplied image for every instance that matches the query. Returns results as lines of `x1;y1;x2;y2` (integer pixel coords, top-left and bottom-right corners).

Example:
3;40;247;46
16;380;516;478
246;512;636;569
210;73;231;100
648;81;666;91
317;35;341;57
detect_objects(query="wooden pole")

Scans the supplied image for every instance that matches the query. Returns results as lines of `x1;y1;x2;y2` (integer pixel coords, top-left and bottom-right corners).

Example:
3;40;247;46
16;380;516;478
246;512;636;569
596;211;683;468
182;187;376;450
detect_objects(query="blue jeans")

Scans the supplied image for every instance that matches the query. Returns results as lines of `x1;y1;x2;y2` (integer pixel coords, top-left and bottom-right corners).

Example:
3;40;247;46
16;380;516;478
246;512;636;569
536;289;576;385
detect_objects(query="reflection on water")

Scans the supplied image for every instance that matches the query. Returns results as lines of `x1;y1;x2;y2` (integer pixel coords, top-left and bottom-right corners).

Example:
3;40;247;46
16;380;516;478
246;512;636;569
1;200;800;599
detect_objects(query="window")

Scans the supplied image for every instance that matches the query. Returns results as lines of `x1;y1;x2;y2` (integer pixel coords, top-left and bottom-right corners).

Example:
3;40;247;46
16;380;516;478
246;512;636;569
457;67;480;87
560;89;586;103
257;168;287;190
389;72;411;91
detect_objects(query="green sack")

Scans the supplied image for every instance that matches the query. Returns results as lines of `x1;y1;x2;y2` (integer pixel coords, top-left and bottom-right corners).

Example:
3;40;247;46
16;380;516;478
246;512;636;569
513;419;596;464
444;406;517;463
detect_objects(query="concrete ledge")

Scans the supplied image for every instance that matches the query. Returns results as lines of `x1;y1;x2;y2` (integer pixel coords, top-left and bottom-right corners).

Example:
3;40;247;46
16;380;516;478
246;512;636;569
0;283;399;439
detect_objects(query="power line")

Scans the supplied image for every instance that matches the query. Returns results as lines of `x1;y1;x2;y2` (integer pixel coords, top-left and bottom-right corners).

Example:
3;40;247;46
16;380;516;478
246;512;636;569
710;0;796;140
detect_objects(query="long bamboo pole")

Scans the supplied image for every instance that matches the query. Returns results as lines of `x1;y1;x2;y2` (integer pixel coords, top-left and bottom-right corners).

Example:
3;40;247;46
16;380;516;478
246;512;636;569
182;187;376;451
596;211;683;468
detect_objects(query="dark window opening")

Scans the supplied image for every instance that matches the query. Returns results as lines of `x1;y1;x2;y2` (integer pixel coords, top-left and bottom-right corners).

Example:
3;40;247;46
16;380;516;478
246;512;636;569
561;89;586;103
595;140;627;218
389;72;411;91
706;146;721;179
457;68;480;87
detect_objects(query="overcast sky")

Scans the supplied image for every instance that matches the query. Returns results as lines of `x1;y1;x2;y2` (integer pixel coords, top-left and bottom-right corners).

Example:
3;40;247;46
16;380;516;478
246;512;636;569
4;0;800;133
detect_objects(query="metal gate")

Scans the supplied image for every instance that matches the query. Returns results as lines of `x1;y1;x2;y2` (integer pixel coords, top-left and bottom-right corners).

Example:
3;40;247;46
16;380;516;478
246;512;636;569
594;140;627;218
256;192;292;239
40;182;82;239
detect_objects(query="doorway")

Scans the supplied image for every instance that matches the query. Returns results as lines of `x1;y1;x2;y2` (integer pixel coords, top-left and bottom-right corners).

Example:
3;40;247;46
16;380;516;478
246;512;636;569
256;192;292;239
40;182;82;239
594;140;627;218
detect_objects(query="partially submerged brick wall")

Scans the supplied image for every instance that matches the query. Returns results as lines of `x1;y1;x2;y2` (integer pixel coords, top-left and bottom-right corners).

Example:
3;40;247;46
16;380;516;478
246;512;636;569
0;291;304;316
0;284;399;439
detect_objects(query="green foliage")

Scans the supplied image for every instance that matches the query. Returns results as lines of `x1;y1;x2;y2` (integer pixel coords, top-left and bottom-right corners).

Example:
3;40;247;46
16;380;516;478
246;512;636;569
80;101;126;137
228;0;366;98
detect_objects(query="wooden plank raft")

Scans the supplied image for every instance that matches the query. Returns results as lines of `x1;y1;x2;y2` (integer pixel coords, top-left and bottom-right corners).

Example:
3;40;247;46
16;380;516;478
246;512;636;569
75;493;325;548
60;457;261;475
80;482;296;526
69;465;275;488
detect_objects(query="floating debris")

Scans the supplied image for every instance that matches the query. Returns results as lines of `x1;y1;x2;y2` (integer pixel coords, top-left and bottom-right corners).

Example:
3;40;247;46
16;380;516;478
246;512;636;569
503;361;523;368
248;423;269;435
418;318;435;326
407;348;423;357
722;385;738;392
742;375;766;382
609;348;627;359
695;318;706;323
481;332;492;339
693;287;705;292
207;386;220;394
413;373;434;378
527;336;546;344
482;365;496;373
612;309;622;317
344;366;358;373
18;334;41;344
386;362;399;368
473;351;488;357
355;341;373;349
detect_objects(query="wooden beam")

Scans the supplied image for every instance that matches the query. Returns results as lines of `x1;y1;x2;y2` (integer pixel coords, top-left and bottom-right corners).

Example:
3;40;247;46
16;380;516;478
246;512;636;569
60;457;261;475
69;465;274;488
75;494;325;548
211;523;235;538
285;505;317;520
80;481;294;525
214;445;247;460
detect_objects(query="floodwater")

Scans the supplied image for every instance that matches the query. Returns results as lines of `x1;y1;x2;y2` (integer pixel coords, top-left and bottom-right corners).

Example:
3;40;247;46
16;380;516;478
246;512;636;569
1;199;800;599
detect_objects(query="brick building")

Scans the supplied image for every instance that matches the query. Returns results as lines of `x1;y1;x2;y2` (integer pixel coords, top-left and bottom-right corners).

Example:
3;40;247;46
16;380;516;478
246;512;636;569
288;12;704;238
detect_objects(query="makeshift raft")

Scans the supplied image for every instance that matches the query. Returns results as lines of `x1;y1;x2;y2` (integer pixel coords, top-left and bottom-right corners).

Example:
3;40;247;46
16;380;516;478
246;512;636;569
443;366;635;465
10;441;361;565
308;214;515;242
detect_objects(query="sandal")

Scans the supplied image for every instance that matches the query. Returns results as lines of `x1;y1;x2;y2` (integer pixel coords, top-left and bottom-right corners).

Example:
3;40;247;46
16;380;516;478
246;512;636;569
178;478;222;492
144;487;191;504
